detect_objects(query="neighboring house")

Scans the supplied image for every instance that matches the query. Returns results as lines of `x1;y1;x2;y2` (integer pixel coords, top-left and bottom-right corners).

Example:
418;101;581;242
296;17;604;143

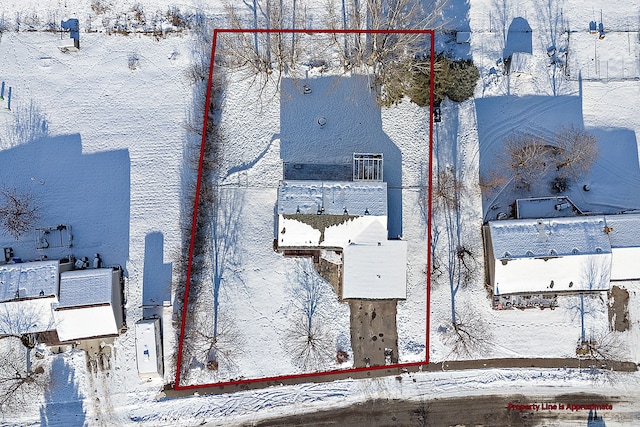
602;214;640;281
53;268;124;342
0;258;124;342
0;259;72;337
484;213;640;308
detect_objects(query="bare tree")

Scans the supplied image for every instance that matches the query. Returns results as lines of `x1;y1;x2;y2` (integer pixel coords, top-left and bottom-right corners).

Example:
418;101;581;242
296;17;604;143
503;132;552;189
191;307;243;374
433;166;465;213
441;303;492;358
577;328;627;362
576;258;611;343
0;187;39;240
552;125;599;179
326;0;448;106
0;304;53;345
479;169;509;196
221;0;305;94
432;167;487;357
285;260;333;371
0;338;48;415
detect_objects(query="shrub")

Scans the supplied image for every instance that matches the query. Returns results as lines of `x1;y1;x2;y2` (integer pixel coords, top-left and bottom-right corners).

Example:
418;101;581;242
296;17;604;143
447;59;480;102
551;176;569;193
336;349;349;364
406;55;479;107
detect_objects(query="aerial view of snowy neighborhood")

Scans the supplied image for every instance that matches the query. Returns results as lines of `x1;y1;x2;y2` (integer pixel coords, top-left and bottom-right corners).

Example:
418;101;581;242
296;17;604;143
1;0;640;425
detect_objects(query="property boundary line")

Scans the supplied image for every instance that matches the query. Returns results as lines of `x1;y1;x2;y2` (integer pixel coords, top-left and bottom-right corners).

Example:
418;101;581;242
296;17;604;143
174;27;435;391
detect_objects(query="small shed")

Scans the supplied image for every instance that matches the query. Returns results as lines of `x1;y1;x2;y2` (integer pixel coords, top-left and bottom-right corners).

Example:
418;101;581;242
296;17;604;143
135;318;164;379
342;240;407;300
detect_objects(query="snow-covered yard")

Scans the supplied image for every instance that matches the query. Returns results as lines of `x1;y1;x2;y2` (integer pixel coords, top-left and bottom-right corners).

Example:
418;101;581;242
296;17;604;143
0;0;640;425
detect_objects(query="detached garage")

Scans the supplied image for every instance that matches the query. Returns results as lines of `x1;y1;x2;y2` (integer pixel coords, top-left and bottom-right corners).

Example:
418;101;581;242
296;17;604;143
342;240;407;300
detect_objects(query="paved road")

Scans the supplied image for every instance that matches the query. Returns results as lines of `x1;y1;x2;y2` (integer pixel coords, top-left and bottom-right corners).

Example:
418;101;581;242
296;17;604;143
250;392;638;427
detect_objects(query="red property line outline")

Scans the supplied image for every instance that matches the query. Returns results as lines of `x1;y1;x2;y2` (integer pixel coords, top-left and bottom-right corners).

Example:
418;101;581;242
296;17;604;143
174;28;434;390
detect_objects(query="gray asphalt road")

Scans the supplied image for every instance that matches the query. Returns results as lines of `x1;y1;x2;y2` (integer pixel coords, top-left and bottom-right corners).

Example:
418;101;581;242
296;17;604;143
249;392;639;427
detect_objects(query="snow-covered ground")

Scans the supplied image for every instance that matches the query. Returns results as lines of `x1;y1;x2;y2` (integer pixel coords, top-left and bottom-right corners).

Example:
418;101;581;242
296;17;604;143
0;0;640;425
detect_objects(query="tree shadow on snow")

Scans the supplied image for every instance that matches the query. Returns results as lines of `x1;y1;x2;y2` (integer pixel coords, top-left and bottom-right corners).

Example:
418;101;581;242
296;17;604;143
0;134;130;270
143;231;172;319
39;357;86;426
279;75;403;238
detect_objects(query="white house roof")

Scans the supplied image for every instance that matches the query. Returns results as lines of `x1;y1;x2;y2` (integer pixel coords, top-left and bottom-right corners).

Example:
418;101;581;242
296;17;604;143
277;180;387;216
489;216;611;260
494;253;611;295
0;260;59;302
278;215;387;248
603;213;640;280
489;216;615;295
342;240;407;299
0;297;56;335
58;269;113;308
54;305;118;341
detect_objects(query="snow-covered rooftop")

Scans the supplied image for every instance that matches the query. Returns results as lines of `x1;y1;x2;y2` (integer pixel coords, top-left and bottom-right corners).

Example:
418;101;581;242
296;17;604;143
58;268;114;308
604;213;640;248
0;297;56;335
489;216;611;259
54;305;119;342
278;215;387;248
493;253;612;295
342;241;407;300
487;216;626;294
277;180;387;216
0;260;59;302
489;214;640;293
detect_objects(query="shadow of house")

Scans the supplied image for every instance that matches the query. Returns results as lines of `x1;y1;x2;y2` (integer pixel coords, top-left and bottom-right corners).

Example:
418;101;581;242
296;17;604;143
476;95;640;218
279;75;403;238
475;95;584;220
142;232;172;320
503;17;533;59
39;357;86;426
0;134;130;270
